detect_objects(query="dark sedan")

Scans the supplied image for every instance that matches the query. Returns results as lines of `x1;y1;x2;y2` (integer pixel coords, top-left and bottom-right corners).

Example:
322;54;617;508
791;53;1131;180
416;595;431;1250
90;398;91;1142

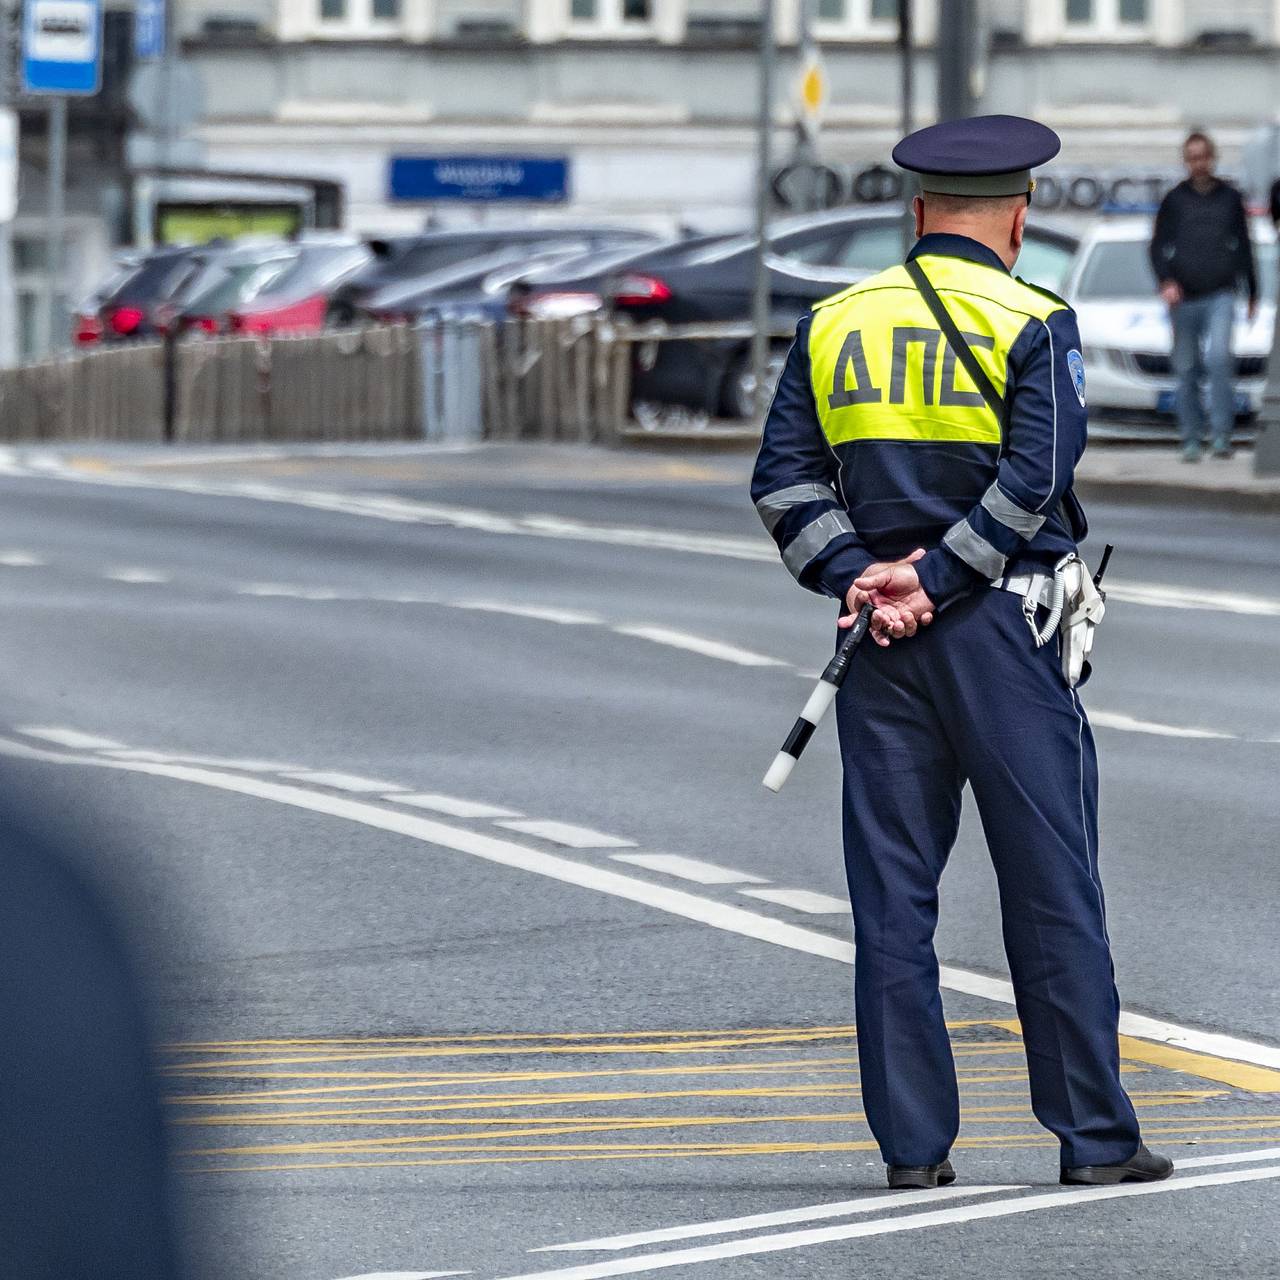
78;246;205;344
330;226;659;326
520;209;1078;419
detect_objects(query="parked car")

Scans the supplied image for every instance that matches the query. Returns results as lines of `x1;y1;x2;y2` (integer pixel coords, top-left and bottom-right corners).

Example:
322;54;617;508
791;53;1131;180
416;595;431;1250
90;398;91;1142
329;226;659;326
176;237;371;336
578;208;1080;419
1062;215;1276;434
79;246;205;343
71;254;142;345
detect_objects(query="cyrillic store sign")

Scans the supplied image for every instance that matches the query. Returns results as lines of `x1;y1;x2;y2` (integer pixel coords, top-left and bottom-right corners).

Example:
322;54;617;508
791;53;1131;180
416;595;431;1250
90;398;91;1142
389;156;570;203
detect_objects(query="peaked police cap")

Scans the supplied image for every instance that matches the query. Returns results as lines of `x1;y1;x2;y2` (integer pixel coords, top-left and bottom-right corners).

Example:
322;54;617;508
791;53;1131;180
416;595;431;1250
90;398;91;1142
892;114;1061;198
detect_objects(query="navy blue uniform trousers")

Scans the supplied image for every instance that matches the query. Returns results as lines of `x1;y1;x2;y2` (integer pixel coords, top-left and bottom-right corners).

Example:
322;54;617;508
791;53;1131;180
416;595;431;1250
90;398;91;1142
835;583;1141;1170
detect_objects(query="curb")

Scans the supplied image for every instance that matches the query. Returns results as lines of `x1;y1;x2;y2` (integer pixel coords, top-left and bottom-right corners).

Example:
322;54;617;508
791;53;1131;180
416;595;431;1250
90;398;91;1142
1073;478;1280;515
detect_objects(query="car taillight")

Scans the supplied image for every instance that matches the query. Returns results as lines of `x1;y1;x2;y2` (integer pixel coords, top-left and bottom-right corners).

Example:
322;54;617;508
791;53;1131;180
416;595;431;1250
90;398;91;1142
612;274;672;307
73;314;103;345
107;306;145;335
231;294;328;335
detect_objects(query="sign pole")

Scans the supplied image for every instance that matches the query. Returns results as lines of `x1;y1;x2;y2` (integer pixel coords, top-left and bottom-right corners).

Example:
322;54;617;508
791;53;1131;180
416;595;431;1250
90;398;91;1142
750;0;777;419
46;94;65;355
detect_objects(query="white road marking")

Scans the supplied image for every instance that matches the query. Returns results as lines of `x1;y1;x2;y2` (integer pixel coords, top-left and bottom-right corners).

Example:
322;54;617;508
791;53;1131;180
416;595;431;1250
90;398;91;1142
101;749;308;772
454;601;605;626
1088;710;1234;741
104;568;170;584
739;887;849;914
609;854;770;886
390;793;524;819
532;1186;1017;1253
496;820;638;850
6;453;1280;619
1177;1146;1280;1169
280;770;408;794
0;550;43;566
612;625;787;668
16;725;126;750
494;1166;1280;1279
3;731;1279;1072
1108;581;1280;618
332;1272;472;1279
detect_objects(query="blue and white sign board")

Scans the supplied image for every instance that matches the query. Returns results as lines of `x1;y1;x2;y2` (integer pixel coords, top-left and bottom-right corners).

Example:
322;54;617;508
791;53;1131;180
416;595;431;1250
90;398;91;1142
389;155;570;203
134;0;166;61
22;0;102;95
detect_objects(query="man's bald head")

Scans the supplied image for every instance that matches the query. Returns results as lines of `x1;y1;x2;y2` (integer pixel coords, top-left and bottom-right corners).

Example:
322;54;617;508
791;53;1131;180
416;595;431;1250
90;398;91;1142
913;190;1029;270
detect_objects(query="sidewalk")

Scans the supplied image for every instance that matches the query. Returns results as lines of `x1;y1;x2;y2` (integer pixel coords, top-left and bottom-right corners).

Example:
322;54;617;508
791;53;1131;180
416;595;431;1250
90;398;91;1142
1073;445;1280;513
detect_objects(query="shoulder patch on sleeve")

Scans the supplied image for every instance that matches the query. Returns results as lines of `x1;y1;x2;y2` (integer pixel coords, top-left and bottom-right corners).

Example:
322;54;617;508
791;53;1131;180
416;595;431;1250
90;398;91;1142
1066;349;1087;407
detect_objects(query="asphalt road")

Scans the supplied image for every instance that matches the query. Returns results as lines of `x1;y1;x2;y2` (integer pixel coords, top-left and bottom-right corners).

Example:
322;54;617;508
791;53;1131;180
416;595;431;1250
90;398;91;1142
0;441;1276;1280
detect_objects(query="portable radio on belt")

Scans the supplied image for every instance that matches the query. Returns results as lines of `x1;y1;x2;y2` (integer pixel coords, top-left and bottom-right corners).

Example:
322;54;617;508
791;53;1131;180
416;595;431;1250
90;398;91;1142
763;603;875;792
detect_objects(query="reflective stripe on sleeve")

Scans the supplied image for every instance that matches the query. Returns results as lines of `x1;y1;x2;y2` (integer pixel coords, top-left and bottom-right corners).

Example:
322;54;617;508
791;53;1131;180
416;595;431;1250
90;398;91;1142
943;519;1007;580
755;483;841;534
980;482;1046;538
782;510;857;580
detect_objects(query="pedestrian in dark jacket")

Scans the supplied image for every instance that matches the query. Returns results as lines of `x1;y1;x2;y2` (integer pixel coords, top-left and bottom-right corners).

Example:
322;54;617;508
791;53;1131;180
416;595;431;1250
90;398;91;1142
1149;131;1257;461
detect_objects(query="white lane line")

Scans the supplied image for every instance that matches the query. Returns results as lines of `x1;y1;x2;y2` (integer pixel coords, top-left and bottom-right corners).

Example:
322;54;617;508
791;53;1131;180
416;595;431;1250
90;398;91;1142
8;454;1280;618
454;601;605;627
612;625;788;668
16;725;126;750
101;749;309;772
532;1186;1017;1253
493;1166;1280;1280
0;550;43;566
280;770;408;794
1088;710;1235;741
1108;580;1280;618
390;793;524;819
1177;1146;1280;1169
739;888;849;914
609;854;770;886
495;820;638;850
104;568;170;584
2;732;1279;1072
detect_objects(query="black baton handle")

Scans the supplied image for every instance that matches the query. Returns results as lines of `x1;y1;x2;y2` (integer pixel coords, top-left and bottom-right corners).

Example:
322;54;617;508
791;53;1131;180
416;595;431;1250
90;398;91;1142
824;602;876;688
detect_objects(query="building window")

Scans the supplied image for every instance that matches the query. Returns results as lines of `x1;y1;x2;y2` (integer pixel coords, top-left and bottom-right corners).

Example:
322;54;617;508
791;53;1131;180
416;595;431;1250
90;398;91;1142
815;0;901;38
1063;0;1150;36
313;0;402;32
567;0;653;35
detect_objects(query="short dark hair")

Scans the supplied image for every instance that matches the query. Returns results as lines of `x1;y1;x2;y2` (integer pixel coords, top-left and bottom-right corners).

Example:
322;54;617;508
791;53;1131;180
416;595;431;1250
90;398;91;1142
1184;130;1215;155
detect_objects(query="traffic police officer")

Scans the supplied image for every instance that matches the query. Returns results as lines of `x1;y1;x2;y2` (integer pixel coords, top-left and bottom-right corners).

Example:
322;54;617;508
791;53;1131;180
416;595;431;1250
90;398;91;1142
751;115;1173;1190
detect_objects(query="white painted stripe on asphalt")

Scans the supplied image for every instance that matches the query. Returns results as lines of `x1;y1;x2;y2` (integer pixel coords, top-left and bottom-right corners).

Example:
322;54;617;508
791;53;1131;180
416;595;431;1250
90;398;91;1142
609;854;770;886
496;820;638;850
1089;710;1235;741
1177;1146;1280;1169
738;887;850;914
16;725;126;749
10;454;1280;618
532;1185;1017;1253
104;567;170;584
0;550;43;566
493;1166;1280;1279
100;749;308;772
454;601;605;627
2;732;1278;1072
1108;580;1280;618
390;793;524;820
280;771;408;794
612;625;788;668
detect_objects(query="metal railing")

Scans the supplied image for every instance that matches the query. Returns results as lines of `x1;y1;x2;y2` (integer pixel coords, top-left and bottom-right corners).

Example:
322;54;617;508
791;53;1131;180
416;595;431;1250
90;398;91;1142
0;317;787;445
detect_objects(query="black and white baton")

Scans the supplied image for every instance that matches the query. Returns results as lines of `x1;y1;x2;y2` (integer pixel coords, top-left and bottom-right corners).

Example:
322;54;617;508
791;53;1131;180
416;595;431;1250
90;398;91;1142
762;602;875;793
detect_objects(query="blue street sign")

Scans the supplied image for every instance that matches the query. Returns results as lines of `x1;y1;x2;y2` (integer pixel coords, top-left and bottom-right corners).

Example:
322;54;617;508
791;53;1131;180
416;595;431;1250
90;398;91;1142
389;155;570;203
22;0;102;95
134;0;165;61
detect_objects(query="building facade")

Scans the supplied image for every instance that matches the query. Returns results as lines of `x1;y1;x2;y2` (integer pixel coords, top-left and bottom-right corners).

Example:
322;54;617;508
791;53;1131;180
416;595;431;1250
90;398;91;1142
171;0;1280;234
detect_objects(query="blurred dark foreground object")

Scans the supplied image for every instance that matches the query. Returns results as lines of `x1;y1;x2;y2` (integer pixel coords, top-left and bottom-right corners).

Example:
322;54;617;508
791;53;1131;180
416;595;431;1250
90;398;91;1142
0;802;182;1278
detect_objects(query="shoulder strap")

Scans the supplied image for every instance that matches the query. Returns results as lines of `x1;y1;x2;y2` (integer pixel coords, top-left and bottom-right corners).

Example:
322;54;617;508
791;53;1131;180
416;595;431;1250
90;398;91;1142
904;258;1006;433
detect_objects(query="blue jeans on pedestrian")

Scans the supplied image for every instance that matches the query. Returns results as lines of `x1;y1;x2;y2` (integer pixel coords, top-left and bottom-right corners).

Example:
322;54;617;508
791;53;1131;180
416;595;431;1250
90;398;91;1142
1171;289;1236;451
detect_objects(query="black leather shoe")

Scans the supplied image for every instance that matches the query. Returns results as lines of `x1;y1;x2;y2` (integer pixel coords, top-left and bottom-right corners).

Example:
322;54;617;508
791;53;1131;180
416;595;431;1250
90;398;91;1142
887;1158;956;1190
1060;1144;1173;1186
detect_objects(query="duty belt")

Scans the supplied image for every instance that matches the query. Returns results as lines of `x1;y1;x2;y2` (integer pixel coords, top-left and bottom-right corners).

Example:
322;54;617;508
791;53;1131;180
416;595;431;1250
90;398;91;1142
991;569;1057;611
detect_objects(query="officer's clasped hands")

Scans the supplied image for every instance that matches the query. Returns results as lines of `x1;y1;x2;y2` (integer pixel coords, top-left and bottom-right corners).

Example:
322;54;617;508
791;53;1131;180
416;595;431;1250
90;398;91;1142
840;547;937;647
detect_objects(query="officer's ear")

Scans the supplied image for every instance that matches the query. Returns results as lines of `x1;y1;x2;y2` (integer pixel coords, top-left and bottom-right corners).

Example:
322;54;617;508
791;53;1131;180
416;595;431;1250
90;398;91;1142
1010;201;1028;255
912;195;925;239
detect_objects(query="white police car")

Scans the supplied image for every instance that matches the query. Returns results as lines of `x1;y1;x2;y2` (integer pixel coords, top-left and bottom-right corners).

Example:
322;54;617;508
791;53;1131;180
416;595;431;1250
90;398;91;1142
1062;216;1276;429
